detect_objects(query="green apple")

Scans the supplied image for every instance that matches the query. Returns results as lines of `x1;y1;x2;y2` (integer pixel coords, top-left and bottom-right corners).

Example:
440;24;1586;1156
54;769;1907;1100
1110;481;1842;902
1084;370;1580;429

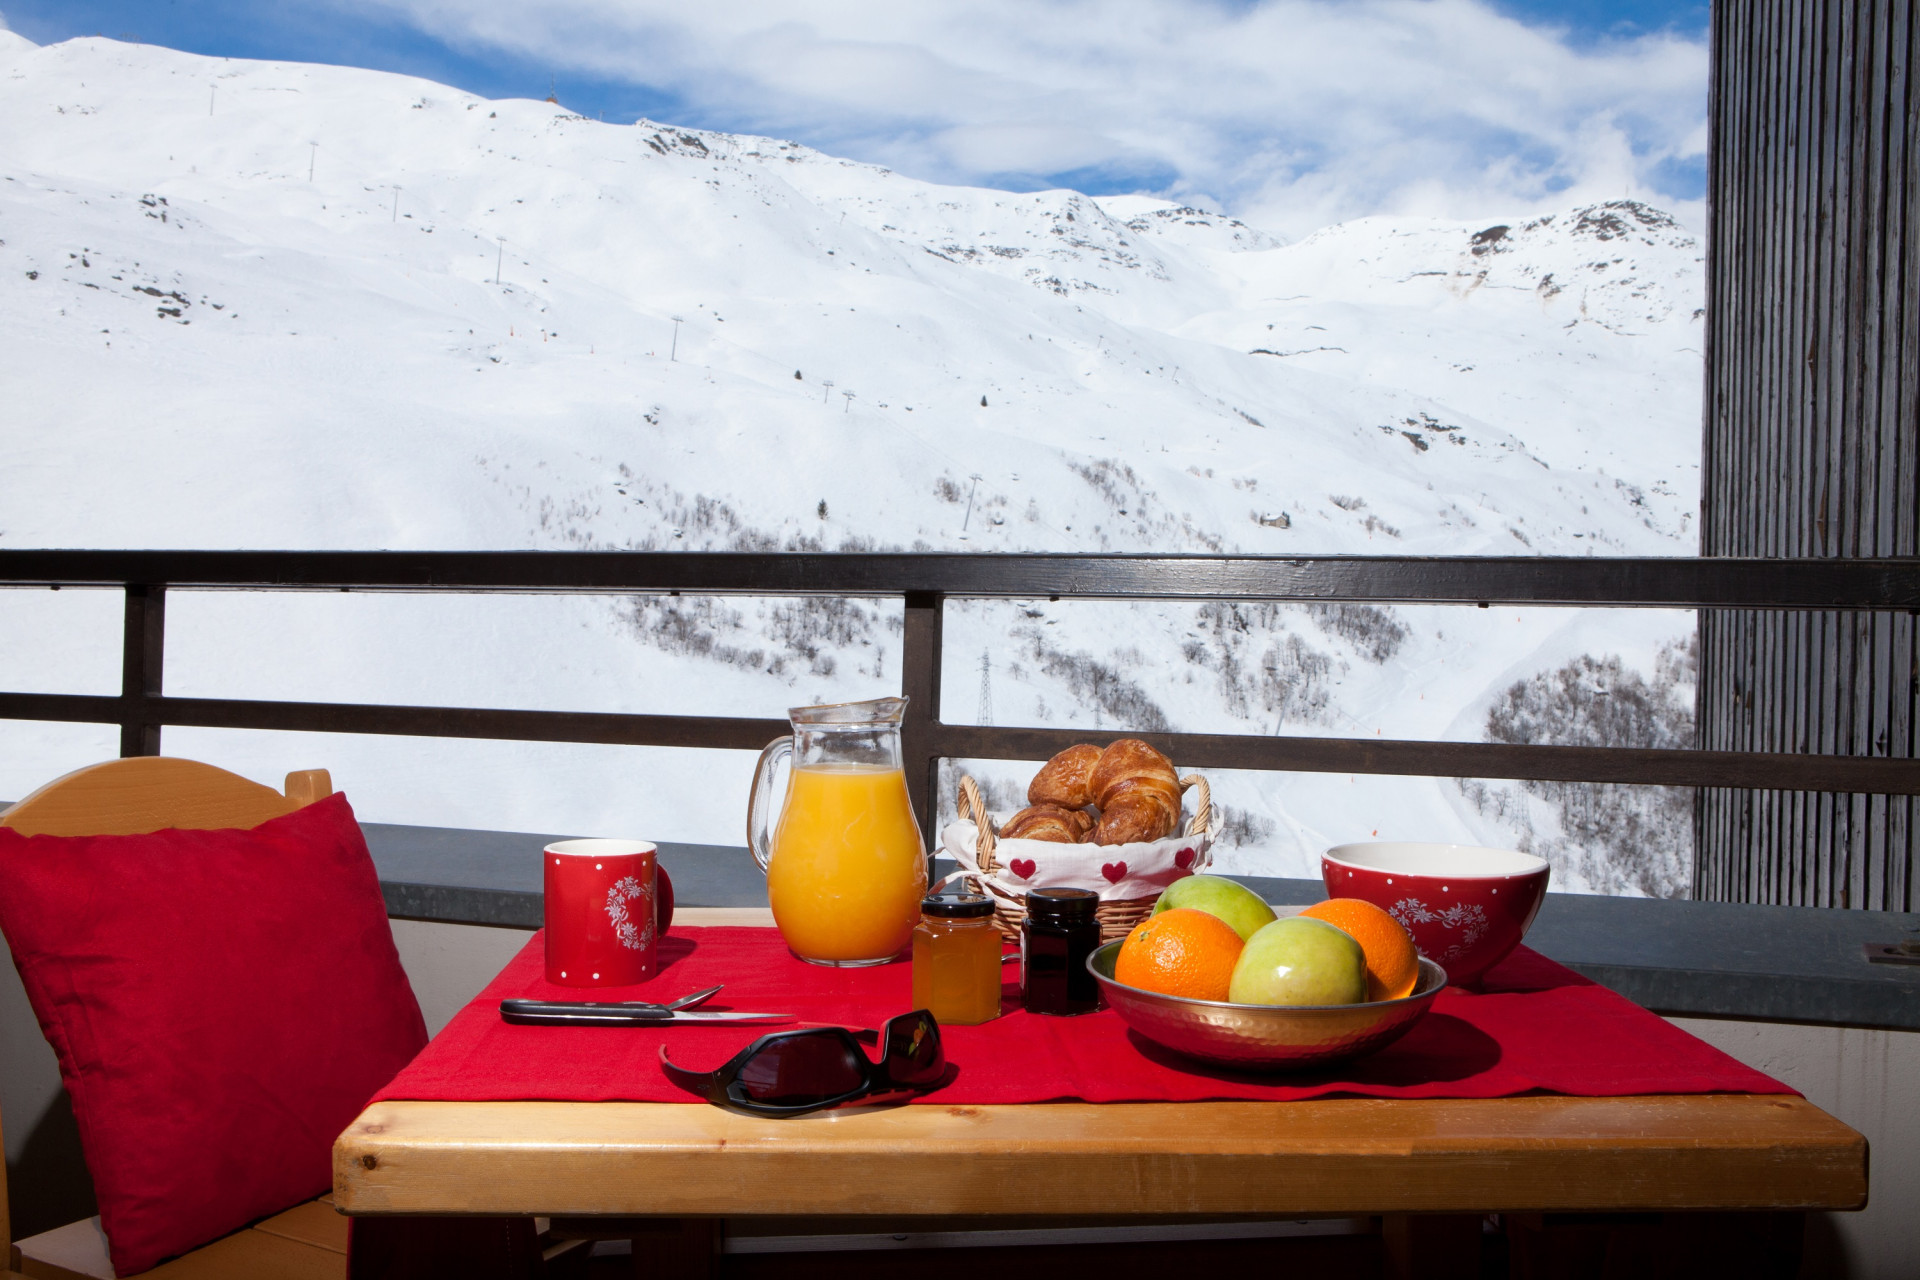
1153;874;1277;942
1228;917;1368;1007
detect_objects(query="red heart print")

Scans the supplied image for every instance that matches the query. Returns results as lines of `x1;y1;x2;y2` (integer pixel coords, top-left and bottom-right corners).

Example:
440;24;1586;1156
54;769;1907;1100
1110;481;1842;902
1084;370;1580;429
1008;858;1037;880
1101;861;1127;884
1174;847;1196;870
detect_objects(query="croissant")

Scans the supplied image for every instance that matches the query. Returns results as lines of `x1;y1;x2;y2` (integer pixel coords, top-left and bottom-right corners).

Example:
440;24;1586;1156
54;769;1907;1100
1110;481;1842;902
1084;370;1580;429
1001;804;1095;844
1028;743;1101;809
1090;739;1181;846
1093;794;1174;846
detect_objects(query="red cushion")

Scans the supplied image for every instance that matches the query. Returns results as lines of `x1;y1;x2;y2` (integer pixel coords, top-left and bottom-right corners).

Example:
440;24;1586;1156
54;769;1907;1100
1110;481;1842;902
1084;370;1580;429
0;793;427;1275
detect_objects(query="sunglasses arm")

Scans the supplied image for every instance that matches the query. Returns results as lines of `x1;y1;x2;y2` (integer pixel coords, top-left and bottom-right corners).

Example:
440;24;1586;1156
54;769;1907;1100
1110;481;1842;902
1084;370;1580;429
657;1045;728;1104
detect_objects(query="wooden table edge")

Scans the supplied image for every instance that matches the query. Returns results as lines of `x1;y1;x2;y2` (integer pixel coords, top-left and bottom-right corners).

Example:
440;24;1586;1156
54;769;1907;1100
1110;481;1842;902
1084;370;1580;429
334;1092;1867;1218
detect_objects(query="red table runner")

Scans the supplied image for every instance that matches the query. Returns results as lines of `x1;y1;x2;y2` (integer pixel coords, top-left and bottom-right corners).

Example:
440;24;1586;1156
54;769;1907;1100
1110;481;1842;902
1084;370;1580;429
376;927;1788;1105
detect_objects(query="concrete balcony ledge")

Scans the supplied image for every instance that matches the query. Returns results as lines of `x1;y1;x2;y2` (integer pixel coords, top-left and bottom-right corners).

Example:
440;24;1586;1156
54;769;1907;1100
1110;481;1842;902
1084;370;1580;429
364;821;1920;1033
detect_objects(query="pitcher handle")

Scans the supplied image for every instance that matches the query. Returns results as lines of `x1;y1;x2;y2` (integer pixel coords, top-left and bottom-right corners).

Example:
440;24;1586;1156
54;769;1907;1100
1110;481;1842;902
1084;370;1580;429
746;736;791;875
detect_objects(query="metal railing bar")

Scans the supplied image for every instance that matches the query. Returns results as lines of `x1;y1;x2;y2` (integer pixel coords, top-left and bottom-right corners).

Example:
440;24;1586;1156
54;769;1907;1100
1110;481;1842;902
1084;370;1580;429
900;591;944;846
928;724;1920;796
0;693;786;753
120;584;164;756
0;693;124;724
155;697;790;753
5;691;1917;796
3;551;1919;609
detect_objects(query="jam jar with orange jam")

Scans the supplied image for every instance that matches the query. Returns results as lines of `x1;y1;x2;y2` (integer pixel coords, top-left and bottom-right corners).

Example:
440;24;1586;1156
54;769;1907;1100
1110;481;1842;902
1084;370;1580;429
910;894;1004;1025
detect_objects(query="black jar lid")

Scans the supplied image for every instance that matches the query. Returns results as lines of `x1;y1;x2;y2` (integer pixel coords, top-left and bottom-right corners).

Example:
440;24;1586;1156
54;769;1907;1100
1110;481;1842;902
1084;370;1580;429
1025;886;1099;921
922;893;996;919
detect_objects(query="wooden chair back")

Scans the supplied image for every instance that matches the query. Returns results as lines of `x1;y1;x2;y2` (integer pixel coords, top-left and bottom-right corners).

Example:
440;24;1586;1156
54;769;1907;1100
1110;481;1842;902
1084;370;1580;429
0;757;332;1267
0;757;332;837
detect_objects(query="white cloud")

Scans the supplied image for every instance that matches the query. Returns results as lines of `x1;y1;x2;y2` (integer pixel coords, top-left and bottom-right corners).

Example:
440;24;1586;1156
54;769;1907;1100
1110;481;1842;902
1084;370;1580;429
336;0;1707;237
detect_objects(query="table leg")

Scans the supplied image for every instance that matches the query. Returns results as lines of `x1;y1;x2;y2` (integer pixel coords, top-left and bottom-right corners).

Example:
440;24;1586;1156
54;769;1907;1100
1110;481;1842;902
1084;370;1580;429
630;1218;721;1280
1381;1213;1481;1280
1504;1211;1804;1279
347;1215;545;1279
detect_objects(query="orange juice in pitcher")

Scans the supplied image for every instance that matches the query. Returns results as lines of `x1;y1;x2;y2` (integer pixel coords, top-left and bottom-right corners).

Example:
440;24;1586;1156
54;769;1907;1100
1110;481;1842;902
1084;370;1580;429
748;697;928;965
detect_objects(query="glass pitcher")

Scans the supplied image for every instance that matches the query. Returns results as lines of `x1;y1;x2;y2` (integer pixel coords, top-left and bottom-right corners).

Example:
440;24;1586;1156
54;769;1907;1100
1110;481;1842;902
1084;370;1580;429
748;696;928;966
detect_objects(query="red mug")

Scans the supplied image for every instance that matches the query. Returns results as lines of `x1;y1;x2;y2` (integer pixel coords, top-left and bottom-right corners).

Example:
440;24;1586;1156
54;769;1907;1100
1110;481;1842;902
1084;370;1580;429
544;839;673;986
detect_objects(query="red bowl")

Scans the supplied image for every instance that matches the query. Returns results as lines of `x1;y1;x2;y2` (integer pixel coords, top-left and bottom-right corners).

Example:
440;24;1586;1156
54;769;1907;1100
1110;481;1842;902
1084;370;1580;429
1321;843;1550;987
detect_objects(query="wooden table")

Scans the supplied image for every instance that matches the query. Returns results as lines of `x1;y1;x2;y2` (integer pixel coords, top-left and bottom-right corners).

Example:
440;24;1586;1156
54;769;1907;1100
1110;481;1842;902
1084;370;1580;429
334;910;1867;1277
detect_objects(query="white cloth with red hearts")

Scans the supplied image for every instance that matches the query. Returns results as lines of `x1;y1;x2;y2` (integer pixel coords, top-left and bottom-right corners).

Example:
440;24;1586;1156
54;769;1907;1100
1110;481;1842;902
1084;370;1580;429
939;819;1214;902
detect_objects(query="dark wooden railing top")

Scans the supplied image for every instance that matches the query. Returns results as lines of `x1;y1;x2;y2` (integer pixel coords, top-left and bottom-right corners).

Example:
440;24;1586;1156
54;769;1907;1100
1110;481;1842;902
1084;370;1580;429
3;550;1919;608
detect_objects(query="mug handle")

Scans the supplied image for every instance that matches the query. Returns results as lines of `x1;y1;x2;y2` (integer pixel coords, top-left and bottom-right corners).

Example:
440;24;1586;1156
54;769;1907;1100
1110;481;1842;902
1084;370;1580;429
746;736;791;876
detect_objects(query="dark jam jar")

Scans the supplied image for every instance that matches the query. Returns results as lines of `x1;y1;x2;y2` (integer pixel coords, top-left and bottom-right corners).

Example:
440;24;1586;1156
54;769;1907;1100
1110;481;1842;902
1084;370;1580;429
1021;887;1102;1015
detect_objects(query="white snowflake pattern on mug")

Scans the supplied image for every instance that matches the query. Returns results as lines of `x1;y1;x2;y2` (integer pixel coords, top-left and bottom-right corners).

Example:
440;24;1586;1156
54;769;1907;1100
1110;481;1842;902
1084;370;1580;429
605;875;652;951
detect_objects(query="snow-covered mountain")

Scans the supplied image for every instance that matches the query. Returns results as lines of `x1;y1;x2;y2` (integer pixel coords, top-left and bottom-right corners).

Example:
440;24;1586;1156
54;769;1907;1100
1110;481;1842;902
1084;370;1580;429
0;34;1704;894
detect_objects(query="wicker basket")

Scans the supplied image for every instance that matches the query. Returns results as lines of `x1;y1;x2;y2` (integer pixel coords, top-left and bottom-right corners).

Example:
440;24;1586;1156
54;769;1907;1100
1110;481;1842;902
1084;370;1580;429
953;772;1216;943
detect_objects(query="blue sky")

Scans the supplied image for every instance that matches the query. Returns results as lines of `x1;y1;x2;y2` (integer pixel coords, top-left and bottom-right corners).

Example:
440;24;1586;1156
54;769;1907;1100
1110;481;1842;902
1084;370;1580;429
0;1;1709;236
1493;1;1706;40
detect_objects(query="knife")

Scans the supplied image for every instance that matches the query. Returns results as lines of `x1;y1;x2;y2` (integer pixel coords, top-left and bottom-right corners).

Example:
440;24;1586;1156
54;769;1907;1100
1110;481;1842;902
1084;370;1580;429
499;1001;794;1026
499;985;791;1027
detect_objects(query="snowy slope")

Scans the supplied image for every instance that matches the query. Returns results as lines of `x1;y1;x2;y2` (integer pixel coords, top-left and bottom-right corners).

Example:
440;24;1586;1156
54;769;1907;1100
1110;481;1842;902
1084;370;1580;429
0;35;1704;893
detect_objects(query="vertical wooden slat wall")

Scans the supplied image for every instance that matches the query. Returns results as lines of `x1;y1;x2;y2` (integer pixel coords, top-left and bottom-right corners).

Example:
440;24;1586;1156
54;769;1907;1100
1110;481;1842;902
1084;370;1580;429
1698;0;1920;910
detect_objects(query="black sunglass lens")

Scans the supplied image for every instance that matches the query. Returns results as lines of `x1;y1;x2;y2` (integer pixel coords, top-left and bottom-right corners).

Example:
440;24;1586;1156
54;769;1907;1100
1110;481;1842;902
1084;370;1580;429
734;1034;868;1106
883;1013;944;1085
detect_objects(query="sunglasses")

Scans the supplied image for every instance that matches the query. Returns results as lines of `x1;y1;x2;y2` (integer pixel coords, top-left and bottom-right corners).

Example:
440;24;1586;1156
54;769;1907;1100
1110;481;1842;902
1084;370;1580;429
658;1009;945;1116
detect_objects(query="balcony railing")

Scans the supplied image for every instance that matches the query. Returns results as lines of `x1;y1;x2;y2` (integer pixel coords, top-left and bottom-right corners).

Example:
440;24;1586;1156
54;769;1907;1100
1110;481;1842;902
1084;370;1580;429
2;550;1918;850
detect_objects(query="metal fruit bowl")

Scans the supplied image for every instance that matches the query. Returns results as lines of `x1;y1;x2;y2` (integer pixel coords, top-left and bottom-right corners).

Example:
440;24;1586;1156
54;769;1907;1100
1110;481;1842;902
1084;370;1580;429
1088;941;1447;1071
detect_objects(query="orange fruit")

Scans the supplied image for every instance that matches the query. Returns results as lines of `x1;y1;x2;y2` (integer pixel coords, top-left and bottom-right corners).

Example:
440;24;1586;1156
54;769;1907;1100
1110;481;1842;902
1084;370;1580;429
1299;899;1420;1001
1113;907;1244;1002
